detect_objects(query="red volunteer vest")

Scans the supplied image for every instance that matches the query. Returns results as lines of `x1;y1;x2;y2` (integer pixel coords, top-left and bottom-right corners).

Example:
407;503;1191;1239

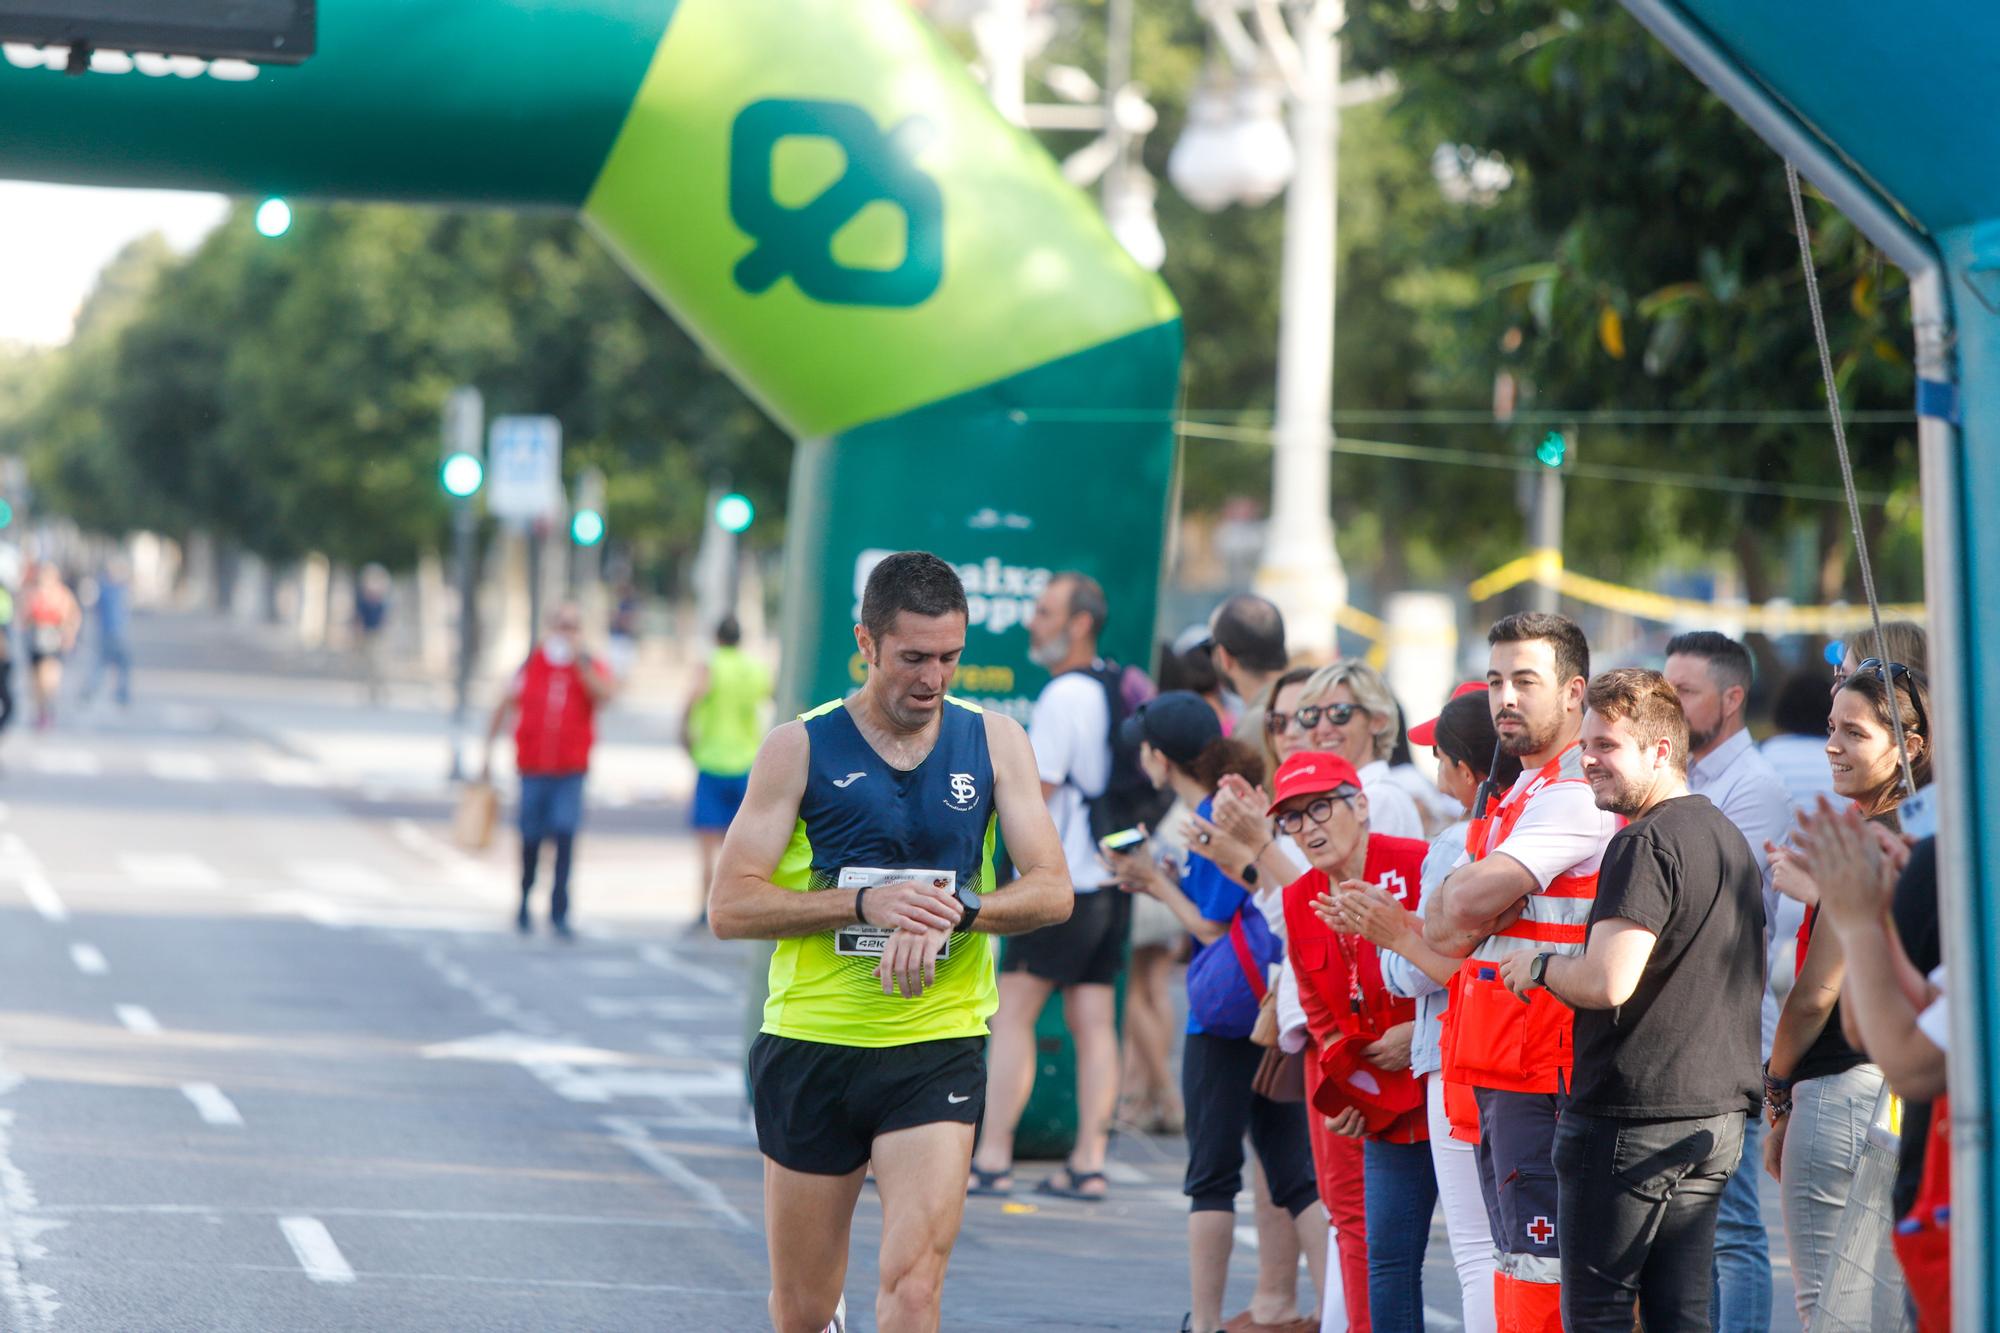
1438;743;1604;1096
513;648;602;775
1284;834;1432;1141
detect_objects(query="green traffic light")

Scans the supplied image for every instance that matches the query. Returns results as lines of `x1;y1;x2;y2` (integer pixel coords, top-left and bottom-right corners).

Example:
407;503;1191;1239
255;197;292;238
571;509;605;546
440;452;484;498
1535;431;1567;468
715;492;755;534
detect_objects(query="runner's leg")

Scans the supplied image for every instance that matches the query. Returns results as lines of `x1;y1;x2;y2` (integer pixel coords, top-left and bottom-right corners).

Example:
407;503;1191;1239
873;1120;976;1333
764;1157;865;1333
550;832;574;926
969;970;1055;1179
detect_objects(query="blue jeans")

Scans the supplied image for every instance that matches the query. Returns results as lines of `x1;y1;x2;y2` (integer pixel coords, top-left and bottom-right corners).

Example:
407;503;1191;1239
1363;1137;1438;1333
1710;1112;1772;1333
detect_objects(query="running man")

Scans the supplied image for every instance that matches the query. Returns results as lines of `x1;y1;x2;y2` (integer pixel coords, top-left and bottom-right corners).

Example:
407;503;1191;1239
711;550;1073;1333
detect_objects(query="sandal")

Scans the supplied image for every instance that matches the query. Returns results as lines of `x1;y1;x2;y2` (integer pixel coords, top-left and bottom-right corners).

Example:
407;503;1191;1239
967;1166;1013;1197
1034;1163;1109;1201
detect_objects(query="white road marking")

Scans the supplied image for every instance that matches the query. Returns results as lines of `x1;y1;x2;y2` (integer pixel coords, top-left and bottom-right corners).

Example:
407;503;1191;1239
17;875;65;924
601;1116;751;1231
114;1005;161;1035
178;1083;243;1127
68;944;107;976
0;1105;60;1329
117;854;223;891
285;860;396;899
419;1031;635;1068
40;1202;717;1230
392;819;501;900
278;1216;355;1284
145;752;217;783
582;995;731;1023
634;944;740;996
256;756;327;788
27;749;98;777
0;835;66;923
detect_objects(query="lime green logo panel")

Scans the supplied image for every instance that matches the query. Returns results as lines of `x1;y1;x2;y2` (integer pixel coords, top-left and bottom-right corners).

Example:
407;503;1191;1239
731;99;943;308
581;0;1177;439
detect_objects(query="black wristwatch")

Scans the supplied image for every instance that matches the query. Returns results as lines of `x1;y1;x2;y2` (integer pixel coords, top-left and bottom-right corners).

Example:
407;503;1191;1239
1241;861;1261;887
1527;951;1554;988
955;881;983;932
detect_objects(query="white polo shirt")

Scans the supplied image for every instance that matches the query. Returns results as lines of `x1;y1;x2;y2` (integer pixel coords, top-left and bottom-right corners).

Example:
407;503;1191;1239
1030;670;1112;892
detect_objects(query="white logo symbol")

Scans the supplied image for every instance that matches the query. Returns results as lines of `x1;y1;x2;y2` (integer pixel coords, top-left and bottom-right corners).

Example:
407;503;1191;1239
833;772;866;789
945;772;978;810
947;1092;971;1104
1377;870;1409;901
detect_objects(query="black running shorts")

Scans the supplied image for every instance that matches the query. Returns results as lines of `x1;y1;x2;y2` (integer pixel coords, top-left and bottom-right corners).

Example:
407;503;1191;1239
748;1033;986;1176
1001;885;1130;987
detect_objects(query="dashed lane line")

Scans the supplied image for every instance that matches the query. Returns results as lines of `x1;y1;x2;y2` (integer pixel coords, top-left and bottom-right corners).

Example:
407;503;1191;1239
178;1083;244;1128
67;944;107;977
601;1115;752;1232
116;854;223;891
0;1106;58;1331
278;1216;356;1285
0;834;66;923
114;1005;161;1035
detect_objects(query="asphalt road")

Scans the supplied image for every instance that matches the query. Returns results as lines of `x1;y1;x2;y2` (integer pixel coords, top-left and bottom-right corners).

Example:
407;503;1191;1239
0;611;1802;1331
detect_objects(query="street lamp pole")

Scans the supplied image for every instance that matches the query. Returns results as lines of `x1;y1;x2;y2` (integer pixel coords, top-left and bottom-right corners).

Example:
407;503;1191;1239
1255;0;1346;656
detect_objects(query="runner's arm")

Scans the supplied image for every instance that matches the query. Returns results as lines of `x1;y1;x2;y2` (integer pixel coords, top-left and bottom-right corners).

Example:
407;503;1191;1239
1424;851;1536;956
707;722;961;940
975;711;1074;934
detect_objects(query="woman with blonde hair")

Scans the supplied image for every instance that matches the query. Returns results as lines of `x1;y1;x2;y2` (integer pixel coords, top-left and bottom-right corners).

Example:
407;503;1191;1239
1289;660;1425;839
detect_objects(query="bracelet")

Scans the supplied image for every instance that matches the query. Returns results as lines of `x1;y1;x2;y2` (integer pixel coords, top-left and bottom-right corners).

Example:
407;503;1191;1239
1764;1095;1792;1119
854;886;869;924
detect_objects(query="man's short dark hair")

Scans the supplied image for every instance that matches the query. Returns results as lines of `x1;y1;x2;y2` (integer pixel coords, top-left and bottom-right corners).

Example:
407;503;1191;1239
1210;594;1287;672
1665;630;1752;696
1771;666;1833;736
861;551;968;640
1587;667;1691;772
1488;612;1590;686
1055;571;1108;640
716;615;741;647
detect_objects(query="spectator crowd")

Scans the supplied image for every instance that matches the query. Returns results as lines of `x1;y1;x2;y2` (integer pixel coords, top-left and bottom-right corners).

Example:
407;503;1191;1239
966;571;1946;1333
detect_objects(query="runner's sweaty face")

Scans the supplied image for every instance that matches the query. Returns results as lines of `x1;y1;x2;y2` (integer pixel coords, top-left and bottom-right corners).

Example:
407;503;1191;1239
857;610;966;730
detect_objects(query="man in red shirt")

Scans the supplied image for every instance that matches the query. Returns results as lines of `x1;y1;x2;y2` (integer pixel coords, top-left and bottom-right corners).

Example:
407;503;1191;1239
1270;751;1433;1328
485;603;616;937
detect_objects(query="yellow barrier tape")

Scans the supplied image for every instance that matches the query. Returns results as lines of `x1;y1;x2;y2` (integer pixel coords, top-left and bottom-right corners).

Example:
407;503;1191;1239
1468;553;1923;636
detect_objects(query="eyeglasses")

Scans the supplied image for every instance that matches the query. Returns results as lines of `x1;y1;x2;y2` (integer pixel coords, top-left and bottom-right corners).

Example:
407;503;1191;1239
1850;658;1929;738
1274;791;1358;835
1264;702;1363;735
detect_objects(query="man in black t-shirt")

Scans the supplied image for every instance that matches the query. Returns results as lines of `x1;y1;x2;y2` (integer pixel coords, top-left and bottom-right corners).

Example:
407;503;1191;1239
1499;668;1764;1333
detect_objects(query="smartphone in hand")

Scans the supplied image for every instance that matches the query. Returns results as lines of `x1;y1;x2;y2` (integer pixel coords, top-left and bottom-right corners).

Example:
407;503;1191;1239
1099;827;1146;854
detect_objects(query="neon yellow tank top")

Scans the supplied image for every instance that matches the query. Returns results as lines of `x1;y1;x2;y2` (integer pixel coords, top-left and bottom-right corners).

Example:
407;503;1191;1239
761;697;1000;1048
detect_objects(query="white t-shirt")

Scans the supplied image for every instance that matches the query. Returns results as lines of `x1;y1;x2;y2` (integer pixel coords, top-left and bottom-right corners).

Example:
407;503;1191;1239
1490;770;1617;888
1030;671;1112;892
1359;760;1427;840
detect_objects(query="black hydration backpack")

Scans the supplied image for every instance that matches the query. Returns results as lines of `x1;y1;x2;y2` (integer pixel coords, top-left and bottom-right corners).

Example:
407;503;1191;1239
1064;661;1173;841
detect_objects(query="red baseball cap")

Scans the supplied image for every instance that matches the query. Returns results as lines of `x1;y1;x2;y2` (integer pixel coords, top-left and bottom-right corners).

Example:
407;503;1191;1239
1407;681;1487;748
1267;751;1363;815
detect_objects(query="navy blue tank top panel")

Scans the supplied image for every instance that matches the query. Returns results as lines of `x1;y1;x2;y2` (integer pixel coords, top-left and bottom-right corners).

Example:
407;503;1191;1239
797;697;996;890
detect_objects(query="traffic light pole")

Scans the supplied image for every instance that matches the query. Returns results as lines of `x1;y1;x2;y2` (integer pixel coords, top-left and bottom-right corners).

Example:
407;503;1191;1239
447;498;479;781
1528;430;1569;615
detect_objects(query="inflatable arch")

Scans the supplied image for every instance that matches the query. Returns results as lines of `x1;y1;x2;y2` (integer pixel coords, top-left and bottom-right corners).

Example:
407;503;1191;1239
0;0;1183;717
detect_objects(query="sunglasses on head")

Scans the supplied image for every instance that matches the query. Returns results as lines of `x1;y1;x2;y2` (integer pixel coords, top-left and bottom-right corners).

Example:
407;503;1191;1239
1264;702;1363;734
1851;658;1929;736
1274;790;1360;835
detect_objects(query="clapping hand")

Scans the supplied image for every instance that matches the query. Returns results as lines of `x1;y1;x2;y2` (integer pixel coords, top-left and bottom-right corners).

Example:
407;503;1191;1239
1317;881;1415;950
1792;795;1902;931
1211;773;1273;846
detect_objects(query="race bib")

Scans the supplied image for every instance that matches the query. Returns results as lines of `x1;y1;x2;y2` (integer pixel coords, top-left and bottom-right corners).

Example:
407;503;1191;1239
834;867;957;959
